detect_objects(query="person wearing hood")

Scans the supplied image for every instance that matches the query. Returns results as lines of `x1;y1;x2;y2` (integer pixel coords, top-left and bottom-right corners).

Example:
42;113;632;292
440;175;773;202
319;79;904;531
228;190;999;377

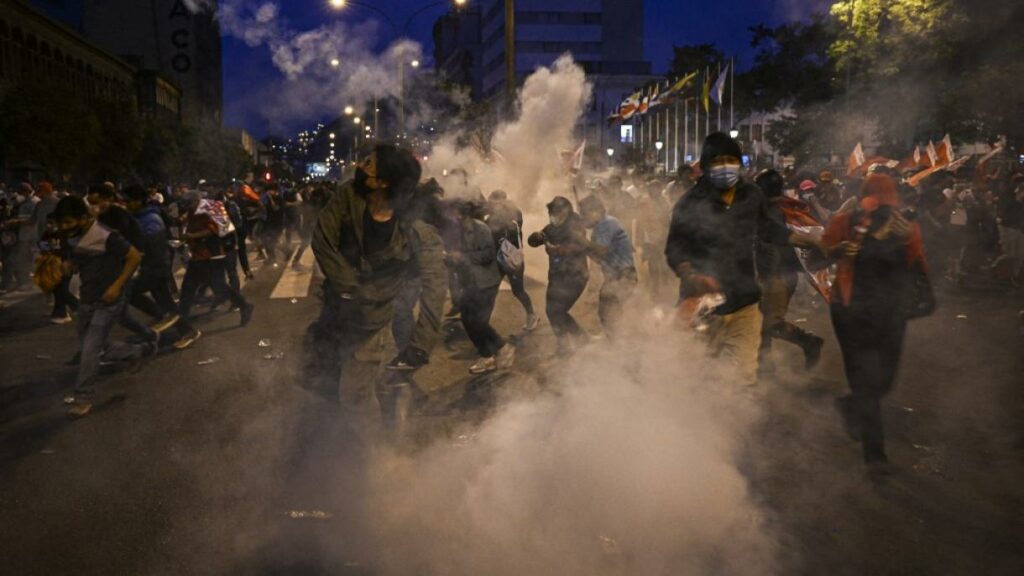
754;170;825;375
665;133;823;386
824;173;929;470
528;195;590;353
125;185;202;350
448;200;515;374
305;144;447;402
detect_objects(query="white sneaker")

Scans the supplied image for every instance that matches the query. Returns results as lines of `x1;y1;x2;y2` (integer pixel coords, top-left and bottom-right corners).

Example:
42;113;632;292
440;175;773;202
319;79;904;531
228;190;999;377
495;344;516;370
50;315;73;325
469;356;497;375
173;330;202;350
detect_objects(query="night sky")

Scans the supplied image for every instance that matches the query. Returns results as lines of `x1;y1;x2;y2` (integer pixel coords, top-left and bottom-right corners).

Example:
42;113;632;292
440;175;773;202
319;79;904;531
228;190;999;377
222;0;829;137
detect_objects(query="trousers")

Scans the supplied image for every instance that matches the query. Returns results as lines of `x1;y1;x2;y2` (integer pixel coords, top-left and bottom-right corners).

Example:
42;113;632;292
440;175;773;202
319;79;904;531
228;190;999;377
460;285;504;358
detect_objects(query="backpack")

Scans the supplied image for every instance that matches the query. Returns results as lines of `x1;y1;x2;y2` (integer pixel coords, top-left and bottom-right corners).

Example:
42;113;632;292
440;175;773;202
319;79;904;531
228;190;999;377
496;222;524;274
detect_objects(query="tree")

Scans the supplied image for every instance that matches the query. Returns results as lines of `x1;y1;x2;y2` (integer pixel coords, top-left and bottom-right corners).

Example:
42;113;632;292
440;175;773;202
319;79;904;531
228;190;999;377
668;43;725;78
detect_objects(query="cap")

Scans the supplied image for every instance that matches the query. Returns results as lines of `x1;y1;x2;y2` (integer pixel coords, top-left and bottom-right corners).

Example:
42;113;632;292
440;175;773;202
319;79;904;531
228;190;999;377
699;132;743;170
799;180;818;192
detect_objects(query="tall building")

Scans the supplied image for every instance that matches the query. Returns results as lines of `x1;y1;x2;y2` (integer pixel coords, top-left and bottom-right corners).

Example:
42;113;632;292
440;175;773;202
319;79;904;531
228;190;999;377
435;0;655;159
25;0;222;123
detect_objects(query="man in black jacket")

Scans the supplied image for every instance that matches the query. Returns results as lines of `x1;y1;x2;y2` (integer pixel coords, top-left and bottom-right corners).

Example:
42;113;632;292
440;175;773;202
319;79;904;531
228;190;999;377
665;133;821;386
528;196;590;353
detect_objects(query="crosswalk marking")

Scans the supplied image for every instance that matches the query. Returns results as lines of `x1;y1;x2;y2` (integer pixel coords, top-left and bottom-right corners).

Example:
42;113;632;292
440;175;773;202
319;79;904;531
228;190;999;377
270;248;316;299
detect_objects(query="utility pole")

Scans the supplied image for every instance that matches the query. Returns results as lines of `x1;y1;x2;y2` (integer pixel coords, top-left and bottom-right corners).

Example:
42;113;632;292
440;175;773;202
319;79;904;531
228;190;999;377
504;0;515;108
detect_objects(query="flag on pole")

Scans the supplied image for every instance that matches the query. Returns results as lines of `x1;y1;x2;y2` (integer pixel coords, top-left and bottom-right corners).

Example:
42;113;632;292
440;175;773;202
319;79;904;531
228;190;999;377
648;82;664;111
711;63;729;106
896;147;920;172
926;141;939;167
618;91;641;121
662;72;698;103
701;69;712;113
639;86;652;116
936;134;954;166
847;142;865;176
560;140;587;174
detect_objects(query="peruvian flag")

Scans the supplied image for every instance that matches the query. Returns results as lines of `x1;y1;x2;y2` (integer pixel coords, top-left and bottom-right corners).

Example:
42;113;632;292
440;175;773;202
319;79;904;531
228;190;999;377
847;142;866;177
935;134;955;166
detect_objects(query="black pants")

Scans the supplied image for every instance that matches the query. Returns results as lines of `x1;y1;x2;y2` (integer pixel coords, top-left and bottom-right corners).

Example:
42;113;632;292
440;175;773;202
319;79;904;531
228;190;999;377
502;268;534;316
831;303;907;461
302;291;379;400
235;229;252;276
223;247;241;293
179;259;247;321
546;277;587;342
460;285;504;358
52;275;78;318
133;272;194;335
261;225;282;264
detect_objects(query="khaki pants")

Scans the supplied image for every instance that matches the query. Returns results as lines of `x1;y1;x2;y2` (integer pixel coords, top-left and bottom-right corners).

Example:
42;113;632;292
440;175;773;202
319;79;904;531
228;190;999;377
704;303;764;386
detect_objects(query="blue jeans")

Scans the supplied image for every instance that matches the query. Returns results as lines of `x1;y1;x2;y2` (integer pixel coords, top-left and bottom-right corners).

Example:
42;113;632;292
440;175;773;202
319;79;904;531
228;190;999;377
75;299;145;394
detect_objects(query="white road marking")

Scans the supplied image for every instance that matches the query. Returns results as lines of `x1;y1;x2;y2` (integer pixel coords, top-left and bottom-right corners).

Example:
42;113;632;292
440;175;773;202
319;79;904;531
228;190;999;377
270;248;316;299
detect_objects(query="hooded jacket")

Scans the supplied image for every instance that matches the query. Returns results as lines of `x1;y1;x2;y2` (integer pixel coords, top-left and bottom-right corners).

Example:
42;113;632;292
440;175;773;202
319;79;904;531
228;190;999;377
312;180;447;353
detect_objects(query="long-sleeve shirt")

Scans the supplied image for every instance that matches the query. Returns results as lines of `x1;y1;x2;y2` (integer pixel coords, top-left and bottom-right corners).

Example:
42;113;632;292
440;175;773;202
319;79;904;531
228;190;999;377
665;178;792;315
455;219;501;290
590;215;636;277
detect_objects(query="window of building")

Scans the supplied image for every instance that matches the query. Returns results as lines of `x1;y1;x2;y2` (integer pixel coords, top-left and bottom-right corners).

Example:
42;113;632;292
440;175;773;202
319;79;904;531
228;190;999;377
620;125;634;144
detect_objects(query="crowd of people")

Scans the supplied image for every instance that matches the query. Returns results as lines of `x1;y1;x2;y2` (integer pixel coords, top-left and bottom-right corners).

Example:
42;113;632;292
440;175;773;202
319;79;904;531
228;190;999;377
2;132;1021;471
0;177;333;417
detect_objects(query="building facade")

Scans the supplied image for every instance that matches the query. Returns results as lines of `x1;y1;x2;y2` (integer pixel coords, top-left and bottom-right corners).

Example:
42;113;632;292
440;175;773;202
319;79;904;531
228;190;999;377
25;0;221;123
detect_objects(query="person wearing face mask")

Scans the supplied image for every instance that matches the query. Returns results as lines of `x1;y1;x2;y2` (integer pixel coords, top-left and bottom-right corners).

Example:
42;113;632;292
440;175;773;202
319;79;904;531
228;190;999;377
528;196;591;354
665;133;824;387
305;144;447;406
51;196;151;418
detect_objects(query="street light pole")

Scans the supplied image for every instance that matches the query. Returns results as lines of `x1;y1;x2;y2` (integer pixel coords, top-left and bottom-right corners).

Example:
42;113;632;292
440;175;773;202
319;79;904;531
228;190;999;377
504;0;515;108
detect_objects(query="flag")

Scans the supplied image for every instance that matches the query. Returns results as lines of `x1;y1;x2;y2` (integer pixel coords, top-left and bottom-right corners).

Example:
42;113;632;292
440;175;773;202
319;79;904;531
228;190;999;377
847;142;865;176
619;91;641;121
711;63;729;106
926;141;939;167
936;134;954;166
662;72;698;103
907;164;943;187
701;70;712;113
648;82;664;110
638;86;652;116
560;139;587;174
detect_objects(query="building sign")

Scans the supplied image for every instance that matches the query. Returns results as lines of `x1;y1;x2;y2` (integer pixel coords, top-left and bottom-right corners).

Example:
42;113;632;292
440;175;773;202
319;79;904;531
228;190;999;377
169;0;192;73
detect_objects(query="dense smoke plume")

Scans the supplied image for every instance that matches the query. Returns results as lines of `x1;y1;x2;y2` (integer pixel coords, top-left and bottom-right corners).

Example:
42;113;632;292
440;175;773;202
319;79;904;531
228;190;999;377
427;54;592;213
366;317;779;575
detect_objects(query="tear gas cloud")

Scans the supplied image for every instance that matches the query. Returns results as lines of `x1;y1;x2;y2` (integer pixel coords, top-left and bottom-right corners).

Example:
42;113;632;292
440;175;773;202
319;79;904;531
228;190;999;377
366;319;779;575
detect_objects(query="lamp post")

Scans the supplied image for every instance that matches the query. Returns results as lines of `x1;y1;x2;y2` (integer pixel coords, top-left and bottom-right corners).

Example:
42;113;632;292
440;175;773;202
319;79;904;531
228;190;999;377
655;140;664;173
729;128;740;139
606;147;615;169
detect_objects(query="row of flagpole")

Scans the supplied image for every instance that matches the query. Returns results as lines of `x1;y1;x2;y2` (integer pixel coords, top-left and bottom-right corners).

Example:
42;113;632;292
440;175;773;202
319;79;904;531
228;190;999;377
608;59;736;172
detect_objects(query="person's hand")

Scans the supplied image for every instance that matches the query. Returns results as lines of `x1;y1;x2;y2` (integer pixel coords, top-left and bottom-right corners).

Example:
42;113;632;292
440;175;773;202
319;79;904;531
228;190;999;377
527;231;546;248
678;270;720;297
890;212;913;240
836;241;860;257
101;284;122;304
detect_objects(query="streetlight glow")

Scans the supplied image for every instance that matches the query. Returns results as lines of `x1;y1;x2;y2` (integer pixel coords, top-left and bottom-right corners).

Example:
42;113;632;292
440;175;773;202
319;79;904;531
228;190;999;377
344;106;354;116
353;117;361;125
729;128;740;139
328;0;346;9
410;59;420;68
330;58;340;68
329;132;335;139
655;141;664;151
606;148;615;157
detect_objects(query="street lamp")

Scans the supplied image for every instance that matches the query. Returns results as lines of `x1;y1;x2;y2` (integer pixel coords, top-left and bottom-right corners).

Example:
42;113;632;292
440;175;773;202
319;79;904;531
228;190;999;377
729;128;740;139
329;132;335;139
329;0;346;9
344;105;354;116
330;58;340;68
353;117;361;125
411;59;420;68
655;140;664;151
606;147;615;168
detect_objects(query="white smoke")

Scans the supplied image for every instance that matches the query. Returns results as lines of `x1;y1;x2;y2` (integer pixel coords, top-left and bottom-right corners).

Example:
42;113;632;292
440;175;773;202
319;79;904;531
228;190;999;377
366;319;779;575
427;54;592;213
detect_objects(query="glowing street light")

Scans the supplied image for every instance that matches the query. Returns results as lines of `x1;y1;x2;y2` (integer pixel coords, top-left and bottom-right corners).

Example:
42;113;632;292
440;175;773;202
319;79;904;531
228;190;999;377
328;0;346;9
329;132;335;139
655;140;664;151
410;59;420;69
729;128;740;139
330;58;341;68
606;147;615;168
344;105;354;116
353;117;361;125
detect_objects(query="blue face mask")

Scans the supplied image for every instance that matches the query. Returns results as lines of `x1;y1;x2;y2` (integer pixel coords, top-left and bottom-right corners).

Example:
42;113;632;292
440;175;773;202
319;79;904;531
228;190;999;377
709;164;741;190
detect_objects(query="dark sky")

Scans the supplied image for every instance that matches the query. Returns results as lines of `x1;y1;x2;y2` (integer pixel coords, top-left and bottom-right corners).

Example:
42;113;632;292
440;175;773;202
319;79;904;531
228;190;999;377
223;0;828;137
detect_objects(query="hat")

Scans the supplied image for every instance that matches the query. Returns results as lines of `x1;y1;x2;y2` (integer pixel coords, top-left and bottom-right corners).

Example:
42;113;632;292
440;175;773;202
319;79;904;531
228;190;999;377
819;171;834;183
699;132;743;170
799;180;818;192
546;195;574;213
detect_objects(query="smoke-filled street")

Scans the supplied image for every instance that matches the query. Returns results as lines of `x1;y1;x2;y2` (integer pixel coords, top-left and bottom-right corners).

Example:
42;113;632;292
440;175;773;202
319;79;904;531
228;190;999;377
1;261;1022;574
2;0;1024;574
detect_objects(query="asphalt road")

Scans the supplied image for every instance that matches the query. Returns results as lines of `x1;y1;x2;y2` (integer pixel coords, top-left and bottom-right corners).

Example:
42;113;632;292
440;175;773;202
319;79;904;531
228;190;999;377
1;255;1022;575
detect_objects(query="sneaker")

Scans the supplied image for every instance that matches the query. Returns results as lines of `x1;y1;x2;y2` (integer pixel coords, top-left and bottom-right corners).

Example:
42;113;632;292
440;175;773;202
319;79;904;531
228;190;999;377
174;330;202;350
50;314;73;325
803;336;825;370
151;314;181;334
524;314;540;332
386;348;429;371
495;344;516;370
67;401;94;419
469;356;497;375
240;303;255;326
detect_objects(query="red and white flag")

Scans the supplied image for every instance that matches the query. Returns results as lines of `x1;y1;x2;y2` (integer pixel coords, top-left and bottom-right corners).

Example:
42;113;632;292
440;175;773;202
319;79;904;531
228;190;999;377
935;134;954;166
847;142;866;176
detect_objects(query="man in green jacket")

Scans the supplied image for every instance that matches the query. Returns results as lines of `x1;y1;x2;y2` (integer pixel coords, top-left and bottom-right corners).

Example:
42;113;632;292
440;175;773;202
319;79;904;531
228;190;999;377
304;145;447;401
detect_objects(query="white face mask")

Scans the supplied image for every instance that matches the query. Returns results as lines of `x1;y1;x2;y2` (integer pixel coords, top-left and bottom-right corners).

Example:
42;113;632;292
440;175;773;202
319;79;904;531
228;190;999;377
709;164;741;190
